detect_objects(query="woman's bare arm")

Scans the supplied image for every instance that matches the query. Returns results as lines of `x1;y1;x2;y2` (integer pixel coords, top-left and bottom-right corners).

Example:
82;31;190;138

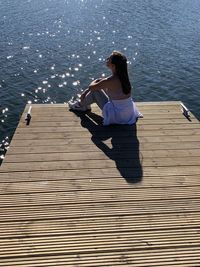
80;78;104;101
89;77;110;91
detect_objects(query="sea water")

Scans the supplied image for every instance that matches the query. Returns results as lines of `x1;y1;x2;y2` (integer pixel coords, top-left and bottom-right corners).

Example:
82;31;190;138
0;0;200;161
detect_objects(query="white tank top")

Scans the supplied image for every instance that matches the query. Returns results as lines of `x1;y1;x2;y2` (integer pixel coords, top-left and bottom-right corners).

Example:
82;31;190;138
105;87;130;100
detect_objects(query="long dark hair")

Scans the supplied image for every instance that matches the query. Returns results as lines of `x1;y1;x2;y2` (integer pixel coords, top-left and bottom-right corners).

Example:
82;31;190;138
110;51;131;95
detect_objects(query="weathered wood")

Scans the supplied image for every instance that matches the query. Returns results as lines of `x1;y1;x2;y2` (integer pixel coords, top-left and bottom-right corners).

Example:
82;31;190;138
0;212;199;238
3;149;200;163
0;199;200;221
1;156;200;172
0;250;199;267
0;175;200;189
0;186;200;206
8;135;200;148
16;123;200;132
0;101;200;266
0;166;200;178
11;129;200;141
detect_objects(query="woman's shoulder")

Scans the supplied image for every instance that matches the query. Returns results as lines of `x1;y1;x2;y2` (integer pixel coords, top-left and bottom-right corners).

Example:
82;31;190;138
106;75;120;83
106;75;121;87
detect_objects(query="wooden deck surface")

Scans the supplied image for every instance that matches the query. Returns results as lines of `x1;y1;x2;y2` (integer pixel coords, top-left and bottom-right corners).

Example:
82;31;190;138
0;101;200;266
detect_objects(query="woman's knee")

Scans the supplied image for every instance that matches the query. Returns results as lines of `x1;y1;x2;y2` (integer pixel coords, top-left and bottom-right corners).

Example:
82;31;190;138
92;89;109;109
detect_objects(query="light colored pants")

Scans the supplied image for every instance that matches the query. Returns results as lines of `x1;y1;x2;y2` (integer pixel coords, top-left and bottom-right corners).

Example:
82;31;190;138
81;89;109;110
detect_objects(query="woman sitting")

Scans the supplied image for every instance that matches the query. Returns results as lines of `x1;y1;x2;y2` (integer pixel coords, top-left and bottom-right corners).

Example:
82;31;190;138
68;51;142;125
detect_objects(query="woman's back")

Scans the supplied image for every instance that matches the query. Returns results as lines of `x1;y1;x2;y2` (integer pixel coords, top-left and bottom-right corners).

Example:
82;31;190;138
105;75;131;100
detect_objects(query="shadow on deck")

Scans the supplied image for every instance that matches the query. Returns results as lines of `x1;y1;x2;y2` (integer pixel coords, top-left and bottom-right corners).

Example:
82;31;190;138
72;110;143;184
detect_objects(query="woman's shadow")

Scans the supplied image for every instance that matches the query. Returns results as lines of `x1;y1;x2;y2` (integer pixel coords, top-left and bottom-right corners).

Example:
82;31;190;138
72;111;143;183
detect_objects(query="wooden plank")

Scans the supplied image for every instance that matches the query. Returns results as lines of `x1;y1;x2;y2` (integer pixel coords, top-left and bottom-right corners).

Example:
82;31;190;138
29;107;184;116
0;212;199;238
11;129;200;140
16;123;200;132
3;149;200;163
30;109;186;116
8;135;200;149
0;249;199;267
20;112;197;120
20;106;200;120
0;158;199;173
0;229;199;257
0;166;200;178
0;174;199;188
18;118;200;127
16;121;200;133
5;142;200;155
0;101;200;266
0;186;200;205
0;198;200;221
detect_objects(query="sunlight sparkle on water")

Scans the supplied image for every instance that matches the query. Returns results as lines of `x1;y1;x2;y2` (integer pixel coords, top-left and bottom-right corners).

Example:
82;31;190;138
72;81;80;86
2;108;8;114
23;46;30;50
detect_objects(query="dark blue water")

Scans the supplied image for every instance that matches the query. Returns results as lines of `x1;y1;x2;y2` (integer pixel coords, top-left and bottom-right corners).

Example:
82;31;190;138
1;0;200;160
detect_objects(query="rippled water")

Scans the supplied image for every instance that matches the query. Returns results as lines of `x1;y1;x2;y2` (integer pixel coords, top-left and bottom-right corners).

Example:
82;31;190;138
0;0;200;160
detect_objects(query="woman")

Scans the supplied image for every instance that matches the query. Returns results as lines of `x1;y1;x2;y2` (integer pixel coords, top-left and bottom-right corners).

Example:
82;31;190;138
68;51;141;125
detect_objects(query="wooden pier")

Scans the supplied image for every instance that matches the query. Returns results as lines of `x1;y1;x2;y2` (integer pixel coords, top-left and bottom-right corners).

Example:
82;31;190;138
0;101;200;266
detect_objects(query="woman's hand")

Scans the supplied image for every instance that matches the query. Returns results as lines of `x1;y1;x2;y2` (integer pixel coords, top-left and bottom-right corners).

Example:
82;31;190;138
94;78;103;83
80;88;90;102
90;78;103;86
89;77;109;91
80;93;85;102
